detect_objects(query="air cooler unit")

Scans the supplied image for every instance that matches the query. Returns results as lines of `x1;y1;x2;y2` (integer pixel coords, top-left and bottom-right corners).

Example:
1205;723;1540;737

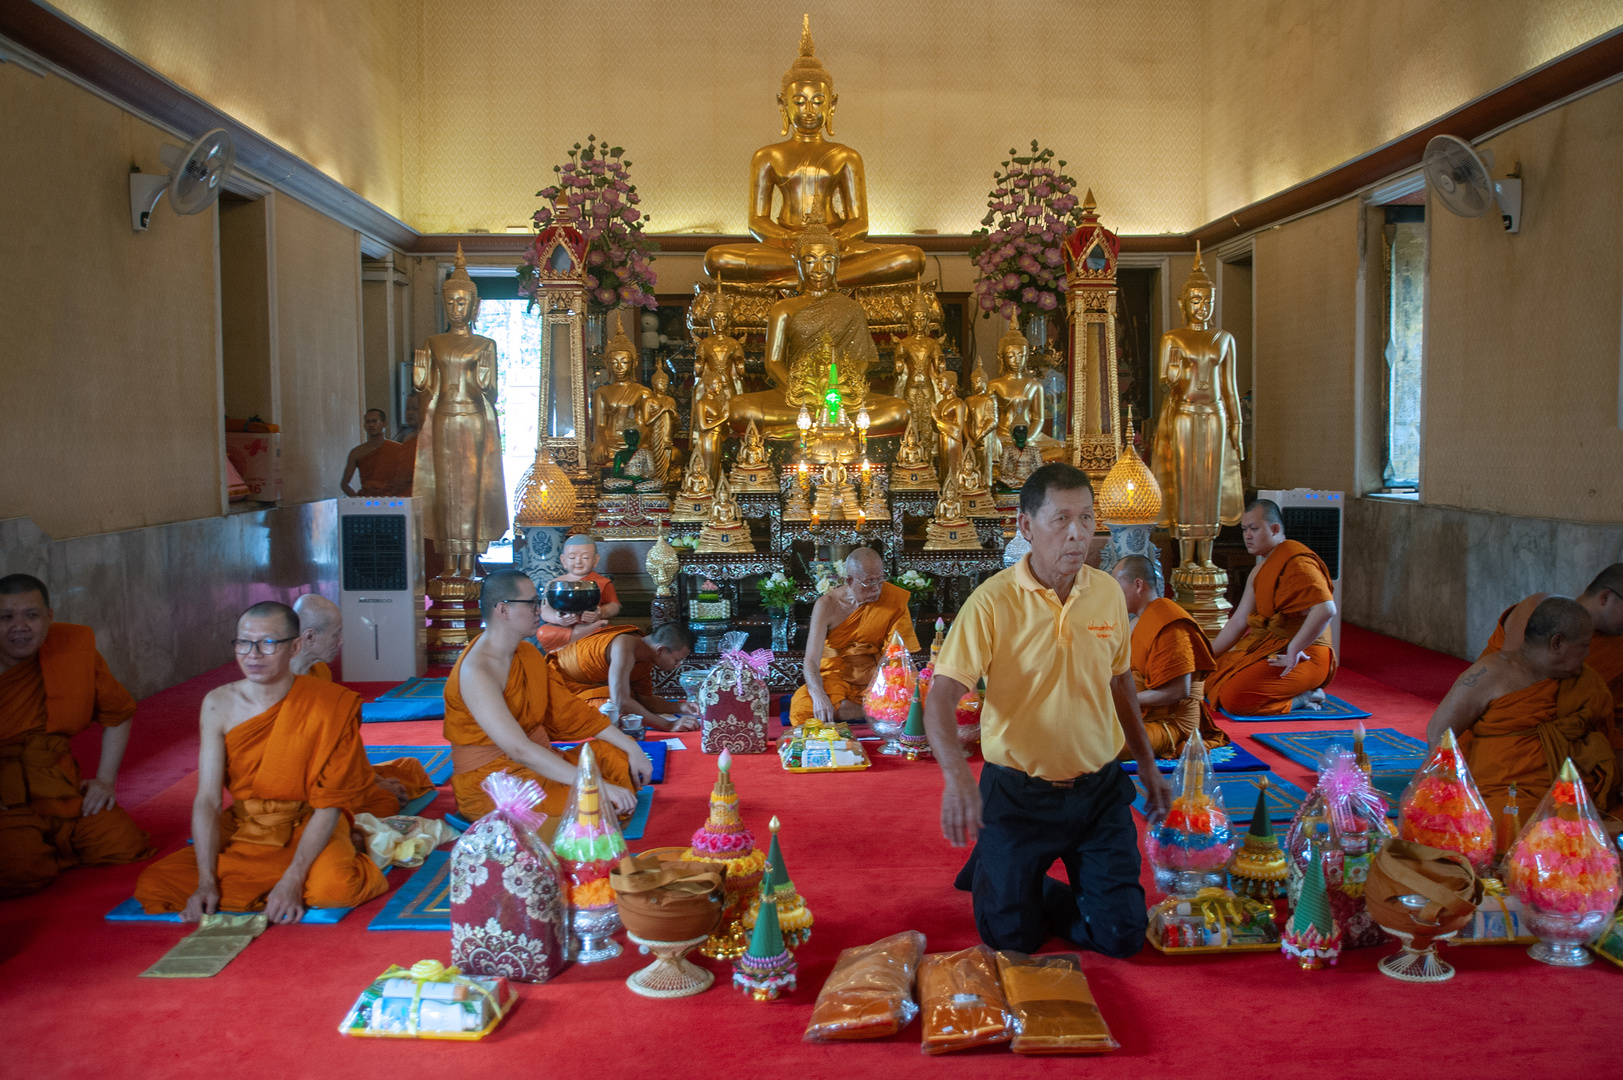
338;496;426;681
1256;488;1344;654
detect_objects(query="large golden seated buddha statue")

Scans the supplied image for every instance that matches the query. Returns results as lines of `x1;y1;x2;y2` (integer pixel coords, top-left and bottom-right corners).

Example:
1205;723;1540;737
701;16;923;291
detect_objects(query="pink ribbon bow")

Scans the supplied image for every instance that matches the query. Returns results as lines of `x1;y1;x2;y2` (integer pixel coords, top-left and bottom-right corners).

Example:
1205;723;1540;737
718;648;773;696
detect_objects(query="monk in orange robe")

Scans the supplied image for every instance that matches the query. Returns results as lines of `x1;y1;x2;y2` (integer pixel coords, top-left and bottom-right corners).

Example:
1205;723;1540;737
340;408;404;497
0;574;153;897
535;536;623;652
442;570;651;822
1478;563;1623;724
791;548;921;725
389;397;419;496
552;623;699;732
1428;596;1618;846
1111;556;1228;758
1204;500;1337;716
135;602;389;922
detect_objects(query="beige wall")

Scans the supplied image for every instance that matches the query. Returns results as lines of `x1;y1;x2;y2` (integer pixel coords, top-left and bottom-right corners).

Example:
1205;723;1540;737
53;0;407;220
274;196;364;505
0;62;222;538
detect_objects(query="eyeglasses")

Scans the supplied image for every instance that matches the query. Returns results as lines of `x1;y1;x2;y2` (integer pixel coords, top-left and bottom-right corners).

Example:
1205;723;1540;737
231;637;296;656
502;598;545;608
849;576;886;590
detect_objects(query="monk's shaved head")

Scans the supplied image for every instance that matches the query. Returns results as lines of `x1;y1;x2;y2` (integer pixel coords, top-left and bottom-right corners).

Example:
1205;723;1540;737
293;593;340;631
1245;499;1283;528
240;601;298;638
1112;555;1161;597
0;573;49;608
647;623;695;654
479;569;536;623
844;547;885;578
1582;563;1623;600
1524;596;1592;647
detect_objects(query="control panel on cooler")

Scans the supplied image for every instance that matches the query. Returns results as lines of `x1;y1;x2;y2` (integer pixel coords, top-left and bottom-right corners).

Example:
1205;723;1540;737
337;497;427;682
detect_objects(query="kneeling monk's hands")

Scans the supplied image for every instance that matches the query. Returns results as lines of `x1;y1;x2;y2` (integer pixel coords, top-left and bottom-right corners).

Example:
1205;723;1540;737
1268;650;1311;677
377;776;410;803
263;875;307;925
79;777;117;816
628;745;654;786
182;880;222;923
809;686;835;724
676;701;702;717
602;781;639;818
940;774;983;848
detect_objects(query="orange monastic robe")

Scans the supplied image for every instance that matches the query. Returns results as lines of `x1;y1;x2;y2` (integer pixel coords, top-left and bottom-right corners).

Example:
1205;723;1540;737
389;433;417;496
303;659;433;817
308;661;333;681
536;573;621;652
1464;667;1618;846
1482;599;1623;725
790;583;921;724
134;677;389;913
442;642;635;821
1204;540;1338;716
0;623;153;897
1130;597;1228;758
552;625;651;704
357;440;404;496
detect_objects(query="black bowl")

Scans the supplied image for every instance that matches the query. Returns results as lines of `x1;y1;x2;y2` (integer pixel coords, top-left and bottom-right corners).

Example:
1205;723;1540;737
545;579;601;614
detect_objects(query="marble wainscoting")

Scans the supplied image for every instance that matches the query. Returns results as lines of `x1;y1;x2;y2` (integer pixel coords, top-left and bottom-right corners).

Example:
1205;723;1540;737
0;504;339;700
1341;497;1623;660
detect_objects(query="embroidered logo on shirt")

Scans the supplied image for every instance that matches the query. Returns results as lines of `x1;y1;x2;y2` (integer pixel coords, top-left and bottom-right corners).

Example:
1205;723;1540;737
1087;621;1116;640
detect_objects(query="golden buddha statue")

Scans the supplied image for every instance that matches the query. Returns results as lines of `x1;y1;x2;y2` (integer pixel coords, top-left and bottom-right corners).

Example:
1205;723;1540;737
729;418;777;493
695;474;755;553
929;362;968;488
726;219;908;437
694;288;746;398
964;366;1000;493
692;365;733;494
672;444;714;522
893;288;945;459
412;245;508;577
638;366;678;485
590;313;654;468
924;472;982;551
988;328;1064;462
891;415;938;492
702;16;925;289
1151;244;1244;571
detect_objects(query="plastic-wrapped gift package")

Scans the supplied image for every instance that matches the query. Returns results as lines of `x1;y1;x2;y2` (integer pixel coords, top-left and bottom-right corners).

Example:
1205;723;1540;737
994;952;1119;1055
339;959;516;1040
1146;730;1236;896
699;647;773;754
804;930;926;1042
918;945;1012;1055
1503;759;1622;965
1146;887;1280;953
1398;731;1495;874
448;772;568;983
1452;881;1534;945
1284;748;1394;948
863;631;918;745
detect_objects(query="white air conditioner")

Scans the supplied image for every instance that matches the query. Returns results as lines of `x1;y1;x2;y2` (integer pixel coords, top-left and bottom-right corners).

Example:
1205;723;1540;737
1256;488;1344;654
338;496;427;681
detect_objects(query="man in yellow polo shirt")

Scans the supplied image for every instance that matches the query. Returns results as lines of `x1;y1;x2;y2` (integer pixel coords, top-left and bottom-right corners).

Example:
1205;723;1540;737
925;463;1171;956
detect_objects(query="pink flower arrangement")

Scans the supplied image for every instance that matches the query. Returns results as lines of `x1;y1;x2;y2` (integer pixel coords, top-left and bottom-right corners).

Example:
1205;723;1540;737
520;135;658;314
968;141;1086;322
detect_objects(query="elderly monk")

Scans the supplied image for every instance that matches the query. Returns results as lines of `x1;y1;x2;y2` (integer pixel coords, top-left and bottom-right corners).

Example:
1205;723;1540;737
1479;563;1623;723
791;547;920;725
340;408;405;498
1111;555;1228;759
442;570;652;821
0;574;153;897
287;592;431;817
134;602;389;923
1204;499;1337;715
1427;596;1618;845
927;465;1170;956
552;623;701;733
536;535;623;652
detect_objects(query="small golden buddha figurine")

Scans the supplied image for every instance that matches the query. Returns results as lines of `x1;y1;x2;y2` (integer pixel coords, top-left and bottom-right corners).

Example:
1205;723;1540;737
638;367;678;485
702;16;925;289
1152;243;1244;571
930;363;968;488
924;473;982;551
590;313;653;468
893;288;945;459
692;366;733;495
726;218;908;437
695;288;747;398
695;475;755;553
964;366;1000;493
989;328;1064;462
729;418;778;493
890;416;939;492
672;437;714;521
412;244;508;577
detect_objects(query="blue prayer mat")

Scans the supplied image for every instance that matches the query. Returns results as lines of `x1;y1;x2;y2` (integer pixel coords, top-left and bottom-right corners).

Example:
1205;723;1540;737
1131;771;1308;824
366;850;452;932
1219;693;1372;723
1119;741;1270;774
1251;728;1426;772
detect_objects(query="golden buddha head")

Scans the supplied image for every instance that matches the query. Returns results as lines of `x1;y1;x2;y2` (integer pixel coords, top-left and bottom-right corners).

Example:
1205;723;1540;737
1180;242;1216;327
792;219;840;291
605;312;638;381
931;361;958;397
997;328;1030;375
778;15;835;137
971;365;989;395
651;367;670;396
908;290;932;334
709;291;734;335
442;243;480;328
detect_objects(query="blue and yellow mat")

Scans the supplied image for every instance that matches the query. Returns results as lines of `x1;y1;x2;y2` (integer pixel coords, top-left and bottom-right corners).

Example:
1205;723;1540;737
1131;771;1308;824
1219;693;1372;723
1120;741;1270;774
361;677;448;723
1251;727;1426;772
366;850;452;932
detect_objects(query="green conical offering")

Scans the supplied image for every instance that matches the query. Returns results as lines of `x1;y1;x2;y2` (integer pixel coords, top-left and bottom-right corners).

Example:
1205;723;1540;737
1293;830;1335;937
764;827;795;900
746;890;785;960
1248;780;1274;839
902;680;925;738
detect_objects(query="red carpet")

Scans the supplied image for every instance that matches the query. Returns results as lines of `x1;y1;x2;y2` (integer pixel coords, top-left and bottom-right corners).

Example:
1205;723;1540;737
7;627;1618;1080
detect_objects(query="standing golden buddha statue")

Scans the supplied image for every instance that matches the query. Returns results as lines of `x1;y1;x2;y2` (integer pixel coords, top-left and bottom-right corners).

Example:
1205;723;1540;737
413;245;509;660
1152;244;1244;632
590;313;654;468
638;367;678;486
893;288;945;460
691;365;733;494
694;289;746;398
988;328;1064;462
701;15;924;289
964;366;1001;493
930;363;968;488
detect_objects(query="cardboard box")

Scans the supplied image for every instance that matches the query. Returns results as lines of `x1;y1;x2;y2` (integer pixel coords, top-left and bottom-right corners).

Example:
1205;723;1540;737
225;432;281;502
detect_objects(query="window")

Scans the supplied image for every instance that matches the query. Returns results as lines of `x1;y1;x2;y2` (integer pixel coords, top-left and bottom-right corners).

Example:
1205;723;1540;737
1380;205;1425;489
471;295;543;549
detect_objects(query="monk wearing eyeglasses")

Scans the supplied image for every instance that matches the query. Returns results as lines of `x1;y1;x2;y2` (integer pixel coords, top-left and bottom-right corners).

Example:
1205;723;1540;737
134;602;391;923
0;573;153;897
790;547;920;725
